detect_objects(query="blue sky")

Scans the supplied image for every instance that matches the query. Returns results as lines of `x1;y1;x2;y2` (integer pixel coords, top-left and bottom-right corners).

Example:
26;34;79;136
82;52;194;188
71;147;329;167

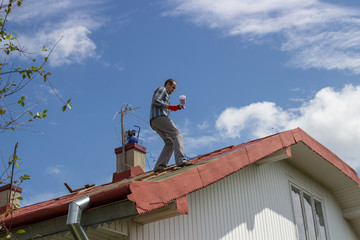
2;0;360;206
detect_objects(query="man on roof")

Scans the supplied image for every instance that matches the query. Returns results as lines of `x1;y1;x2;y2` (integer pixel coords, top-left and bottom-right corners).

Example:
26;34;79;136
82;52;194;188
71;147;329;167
150;79;193;173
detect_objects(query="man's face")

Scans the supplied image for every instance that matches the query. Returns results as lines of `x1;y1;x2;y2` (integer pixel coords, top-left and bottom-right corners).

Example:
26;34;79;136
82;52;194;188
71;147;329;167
165;82;177;95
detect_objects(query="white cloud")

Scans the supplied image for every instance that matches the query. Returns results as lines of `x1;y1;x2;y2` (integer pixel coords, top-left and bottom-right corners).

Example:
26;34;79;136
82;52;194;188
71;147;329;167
21;191;67;207
141;131;160;144
216;102;292;138
33;85;49;105
289;97;306;103
9;0;107;67
197;121;209;130
11;0;73;22
177;118;192;136
11;0;103;23
46;165;63;175
19;16;99;67
115;63;125;72
166;0;360;73
34;85;61;104
215;84;360;170
184;135;217;152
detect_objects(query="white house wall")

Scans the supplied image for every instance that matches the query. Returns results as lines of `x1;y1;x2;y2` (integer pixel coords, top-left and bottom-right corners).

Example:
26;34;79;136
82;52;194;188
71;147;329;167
284;161;358;240
130;161;358;240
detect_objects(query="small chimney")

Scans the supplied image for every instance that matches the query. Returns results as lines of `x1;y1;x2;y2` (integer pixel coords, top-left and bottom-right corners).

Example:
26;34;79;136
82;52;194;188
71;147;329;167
0;184;22;212
113;142;146;182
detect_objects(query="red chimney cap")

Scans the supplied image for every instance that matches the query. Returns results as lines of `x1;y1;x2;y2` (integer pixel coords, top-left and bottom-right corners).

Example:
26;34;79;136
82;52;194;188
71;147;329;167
114;142;146;154
0;184;22;193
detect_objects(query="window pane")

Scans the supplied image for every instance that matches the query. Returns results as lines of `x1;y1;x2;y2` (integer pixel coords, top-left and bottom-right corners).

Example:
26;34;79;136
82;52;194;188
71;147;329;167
291;186;306;240
315;200;327;240
303;193;316;240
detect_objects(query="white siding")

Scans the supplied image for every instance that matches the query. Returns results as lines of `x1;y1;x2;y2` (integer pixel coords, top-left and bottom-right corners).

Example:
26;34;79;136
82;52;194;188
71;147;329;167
130;161;358;240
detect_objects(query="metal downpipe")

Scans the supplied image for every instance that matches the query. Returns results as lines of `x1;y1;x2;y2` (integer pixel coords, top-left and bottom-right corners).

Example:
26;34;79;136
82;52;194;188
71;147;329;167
66;196;91;240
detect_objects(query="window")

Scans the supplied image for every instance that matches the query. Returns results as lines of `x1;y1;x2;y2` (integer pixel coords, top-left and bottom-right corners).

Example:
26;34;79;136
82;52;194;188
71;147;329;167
290;184;328;240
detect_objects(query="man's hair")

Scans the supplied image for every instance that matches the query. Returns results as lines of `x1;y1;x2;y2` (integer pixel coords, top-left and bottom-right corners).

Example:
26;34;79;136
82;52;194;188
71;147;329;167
164;79;176;87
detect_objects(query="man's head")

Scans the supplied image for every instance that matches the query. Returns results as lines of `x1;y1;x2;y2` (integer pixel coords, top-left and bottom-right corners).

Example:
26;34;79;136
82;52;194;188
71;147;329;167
164;79;177;95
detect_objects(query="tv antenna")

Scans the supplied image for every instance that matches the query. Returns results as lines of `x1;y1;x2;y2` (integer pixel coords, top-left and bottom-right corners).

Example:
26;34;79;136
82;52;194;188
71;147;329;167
113;104;141;171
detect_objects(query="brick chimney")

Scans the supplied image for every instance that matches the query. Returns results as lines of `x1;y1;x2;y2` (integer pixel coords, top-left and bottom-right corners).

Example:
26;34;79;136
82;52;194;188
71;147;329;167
0;184;22;212
112;142;146;182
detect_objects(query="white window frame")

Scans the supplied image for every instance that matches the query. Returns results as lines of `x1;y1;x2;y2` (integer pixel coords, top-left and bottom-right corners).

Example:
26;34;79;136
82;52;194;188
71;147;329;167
289;183;328;240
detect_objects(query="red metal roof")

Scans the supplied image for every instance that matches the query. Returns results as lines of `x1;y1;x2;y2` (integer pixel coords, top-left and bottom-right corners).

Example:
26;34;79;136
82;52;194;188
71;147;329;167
2;127;360;229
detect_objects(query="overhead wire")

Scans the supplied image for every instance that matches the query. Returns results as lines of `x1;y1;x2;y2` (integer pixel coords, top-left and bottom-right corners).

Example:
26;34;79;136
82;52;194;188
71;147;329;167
145;152;156;170
127;111;148;123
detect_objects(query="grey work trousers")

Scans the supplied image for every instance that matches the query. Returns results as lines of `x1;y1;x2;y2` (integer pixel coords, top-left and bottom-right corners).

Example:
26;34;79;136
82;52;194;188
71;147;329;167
150;116;186;170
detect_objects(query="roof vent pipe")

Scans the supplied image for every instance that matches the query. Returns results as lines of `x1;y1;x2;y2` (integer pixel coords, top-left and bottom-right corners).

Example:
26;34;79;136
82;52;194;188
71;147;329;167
66;196;91;240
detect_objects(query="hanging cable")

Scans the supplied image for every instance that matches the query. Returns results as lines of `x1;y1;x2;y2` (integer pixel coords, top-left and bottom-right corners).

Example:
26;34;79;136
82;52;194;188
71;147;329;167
127;111;148;123
145;152;156;170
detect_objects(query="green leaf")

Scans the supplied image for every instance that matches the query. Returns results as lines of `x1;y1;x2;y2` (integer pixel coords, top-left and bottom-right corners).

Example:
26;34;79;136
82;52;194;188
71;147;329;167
17;229;26;234
62;105;66;112
6;7;12;14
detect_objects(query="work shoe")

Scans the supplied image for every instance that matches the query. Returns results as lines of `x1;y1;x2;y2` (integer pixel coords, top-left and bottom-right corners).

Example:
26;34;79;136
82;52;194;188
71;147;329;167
177;161;194;168
154;167;166;173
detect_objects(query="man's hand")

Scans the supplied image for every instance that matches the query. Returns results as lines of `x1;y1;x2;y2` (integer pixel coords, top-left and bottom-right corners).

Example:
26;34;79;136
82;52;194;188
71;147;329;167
168;105;182;111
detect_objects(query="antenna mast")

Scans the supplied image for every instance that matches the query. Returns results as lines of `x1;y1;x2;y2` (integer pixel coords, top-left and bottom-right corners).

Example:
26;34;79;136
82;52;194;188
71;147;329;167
117;104;141;171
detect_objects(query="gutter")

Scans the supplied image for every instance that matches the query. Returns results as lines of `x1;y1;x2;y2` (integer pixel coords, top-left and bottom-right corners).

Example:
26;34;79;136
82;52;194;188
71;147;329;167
3;183;131;229
66;196;91;240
